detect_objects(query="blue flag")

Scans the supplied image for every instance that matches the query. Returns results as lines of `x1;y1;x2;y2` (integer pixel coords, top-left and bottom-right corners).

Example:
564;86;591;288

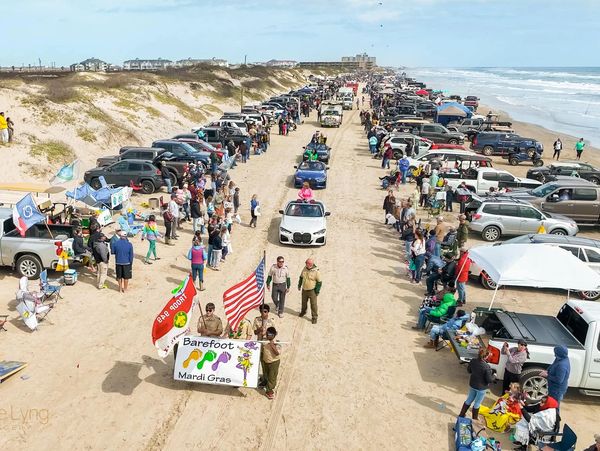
50;160;79;185
12;194;45;236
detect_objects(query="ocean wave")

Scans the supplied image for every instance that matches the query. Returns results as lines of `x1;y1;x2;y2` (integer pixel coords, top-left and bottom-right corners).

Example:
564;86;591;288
486;68;600;81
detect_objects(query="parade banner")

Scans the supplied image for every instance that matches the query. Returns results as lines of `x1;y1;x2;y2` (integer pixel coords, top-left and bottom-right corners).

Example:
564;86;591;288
152;275;197;357
173;336;261;388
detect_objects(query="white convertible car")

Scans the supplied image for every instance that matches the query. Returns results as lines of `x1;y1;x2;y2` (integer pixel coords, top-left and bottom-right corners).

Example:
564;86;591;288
278;200;330;246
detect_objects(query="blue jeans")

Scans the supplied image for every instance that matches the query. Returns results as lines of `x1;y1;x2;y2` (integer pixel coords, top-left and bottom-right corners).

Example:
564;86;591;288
426;272;440;294
457;281;466;303
417;307;432;329
191;263;204;283
465;387;487;409
430;324;448;340
369;144;377;154
434;242;441;257
413;254;426;282
404;240;413;261
207;244;213;265
163;178;172;193
401;169;408;184
382;158;389;169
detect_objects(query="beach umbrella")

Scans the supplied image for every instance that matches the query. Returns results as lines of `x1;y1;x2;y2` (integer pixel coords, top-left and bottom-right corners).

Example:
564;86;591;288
468;243;600;309
415;89;429;96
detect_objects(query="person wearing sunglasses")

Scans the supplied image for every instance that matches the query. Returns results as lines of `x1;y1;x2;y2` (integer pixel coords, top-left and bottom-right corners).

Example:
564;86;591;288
197;302;223;337
253;304;276;341
266;256;291;318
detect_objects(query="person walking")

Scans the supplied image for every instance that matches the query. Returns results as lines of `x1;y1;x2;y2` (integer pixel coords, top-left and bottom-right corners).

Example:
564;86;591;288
552;138;562;160
187;237;207;291
113;231;134;293
249;194;260;228
260;326;281;400
141;215;161;264
92;233;110;290
575;138;585;160
540;345;570;403
459;347;494;420
501;339;530;394
266;256;291;318
298;258;322;324
168;194;180;239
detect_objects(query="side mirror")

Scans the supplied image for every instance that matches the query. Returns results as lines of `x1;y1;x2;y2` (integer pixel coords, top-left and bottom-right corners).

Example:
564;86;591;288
278;210;284;214
547;194;559;202
324;212;331;216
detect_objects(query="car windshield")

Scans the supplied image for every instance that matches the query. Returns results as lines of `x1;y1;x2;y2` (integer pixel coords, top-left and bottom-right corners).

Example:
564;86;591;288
298;162;325;171
530;183;558;197
285;203;324;217
178;142;197;153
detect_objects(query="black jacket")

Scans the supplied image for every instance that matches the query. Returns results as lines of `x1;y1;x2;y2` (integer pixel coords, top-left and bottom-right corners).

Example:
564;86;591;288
190;200;201;219
467;357;494;390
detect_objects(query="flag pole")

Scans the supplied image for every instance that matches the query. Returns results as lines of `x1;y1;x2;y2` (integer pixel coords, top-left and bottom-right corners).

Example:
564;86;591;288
31;195;55;239
197;297;207;332
261;249;266;306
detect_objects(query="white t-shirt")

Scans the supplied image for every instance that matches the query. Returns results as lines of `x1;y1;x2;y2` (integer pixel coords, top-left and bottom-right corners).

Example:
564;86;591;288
168;200;180;218
411;239;426;256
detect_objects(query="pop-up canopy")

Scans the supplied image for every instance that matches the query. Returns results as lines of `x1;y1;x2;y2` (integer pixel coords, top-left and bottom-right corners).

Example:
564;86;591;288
468;243;600;308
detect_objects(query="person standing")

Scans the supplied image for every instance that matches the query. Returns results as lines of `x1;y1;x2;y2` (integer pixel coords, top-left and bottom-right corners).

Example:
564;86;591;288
233;187;240;216
459;347;494;420
382;145;393;169
382;189;396;223
159;162;172;193
197;302;223;337
455;248;471;305
540;345;570;403
456;214;469;249
210;226;223;271
6;116;14;142
168;194;180;239
141;215;161;264
575;138;585;160
0;112;8;143
239;140;248;164
253;304;276;340
223;317;253;340
187;237;207;291
113;231;134;293
369;134;378;155
249;194;259;228
398;155;410;184
501;340;530;394
266;256;291;318
298;258;322;324
552;138;562;160
92;233;110;290
410;229;426;284
161;203;175;246
260;326;281;400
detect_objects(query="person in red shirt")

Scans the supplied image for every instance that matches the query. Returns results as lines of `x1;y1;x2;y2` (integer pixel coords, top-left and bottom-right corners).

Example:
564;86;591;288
456;248;471;305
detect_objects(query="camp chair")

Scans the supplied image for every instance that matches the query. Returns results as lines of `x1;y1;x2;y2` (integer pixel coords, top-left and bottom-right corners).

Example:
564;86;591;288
425;305;456;333
40;269;63;301
0;315;8;332
16;279;55;331
98;176;114;189
537;424;576;450
117;216;143;236
129;180;143;192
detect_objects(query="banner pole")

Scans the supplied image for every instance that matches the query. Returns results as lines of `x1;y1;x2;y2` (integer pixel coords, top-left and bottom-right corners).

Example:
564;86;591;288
198;297;208;332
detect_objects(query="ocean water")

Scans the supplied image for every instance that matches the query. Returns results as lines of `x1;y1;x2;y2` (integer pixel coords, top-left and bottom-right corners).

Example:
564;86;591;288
407;67;600;147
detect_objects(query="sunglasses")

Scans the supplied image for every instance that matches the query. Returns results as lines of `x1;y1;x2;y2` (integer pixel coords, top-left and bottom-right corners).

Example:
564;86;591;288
206;309;214;312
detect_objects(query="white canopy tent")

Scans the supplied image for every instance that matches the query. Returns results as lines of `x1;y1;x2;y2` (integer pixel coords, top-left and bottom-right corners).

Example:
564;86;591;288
468;243;600;309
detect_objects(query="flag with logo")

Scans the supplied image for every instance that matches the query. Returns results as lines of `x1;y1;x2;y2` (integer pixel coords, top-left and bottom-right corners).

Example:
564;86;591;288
223;258;265;332
12;194;45;237
50;160;79;185
152;275;197;357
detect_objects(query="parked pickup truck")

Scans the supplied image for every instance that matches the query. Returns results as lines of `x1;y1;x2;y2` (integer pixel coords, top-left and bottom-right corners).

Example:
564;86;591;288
0;208;73;278
483;299;600;400
499;178;600;224
411;123;465;145
442;167;541;195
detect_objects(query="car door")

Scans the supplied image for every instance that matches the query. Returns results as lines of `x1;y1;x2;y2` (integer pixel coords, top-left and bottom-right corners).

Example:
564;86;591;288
540;188;573;217
125;161;145;183
478;171;498;194
421;124;436;140
497;172;518;190
572;188;600;223
517;205;543;233
497;135;516;154
582;248;600;274
582;325;600;390
498;204;521;234
105;161;129;185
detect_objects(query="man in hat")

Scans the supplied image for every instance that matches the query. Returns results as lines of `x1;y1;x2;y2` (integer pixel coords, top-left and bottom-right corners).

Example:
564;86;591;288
113;231;133;293
266;256;290;318
298;258;322;324
456;214;469;249
198;302;223;337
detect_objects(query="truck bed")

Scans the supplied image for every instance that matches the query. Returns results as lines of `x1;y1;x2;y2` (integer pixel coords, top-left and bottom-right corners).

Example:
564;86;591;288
495;311;584;350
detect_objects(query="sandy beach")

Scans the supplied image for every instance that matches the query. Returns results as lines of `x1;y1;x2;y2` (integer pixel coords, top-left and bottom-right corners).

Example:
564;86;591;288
1;97;600;450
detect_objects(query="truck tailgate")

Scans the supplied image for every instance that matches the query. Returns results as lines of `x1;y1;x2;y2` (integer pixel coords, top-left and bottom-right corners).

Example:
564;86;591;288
496;311;584;349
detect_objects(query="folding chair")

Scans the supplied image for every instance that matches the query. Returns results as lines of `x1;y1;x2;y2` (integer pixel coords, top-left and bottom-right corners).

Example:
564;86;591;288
425;305;456;332
98;175;114;189
40;269;63;301
117;216;143;236
537;424;576;450
0;315;8;332
129;180;143;192
16;278;56;331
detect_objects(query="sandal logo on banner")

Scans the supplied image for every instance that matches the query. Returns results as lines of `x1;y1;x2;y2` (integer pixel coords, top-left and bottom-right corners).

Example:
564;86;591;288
173;336;261;388
152;275;197;357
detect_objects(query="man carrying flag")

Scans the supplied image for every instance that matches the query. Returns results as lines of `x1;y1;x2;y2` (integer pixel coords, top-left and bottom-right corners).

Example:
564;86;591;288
12;194;46;237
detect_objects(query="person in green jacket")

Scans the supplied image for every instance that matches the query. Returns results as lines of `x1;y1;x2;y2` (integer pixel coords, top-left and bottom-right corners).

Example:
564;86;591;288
304;147;318;161
414;287;457;330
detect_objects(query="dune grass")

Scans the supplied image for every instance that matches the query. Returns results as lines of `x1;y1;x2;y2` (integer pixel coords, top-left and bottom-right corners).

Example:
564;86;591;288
77;128;97;142
153;89;205;123
29;140;75;164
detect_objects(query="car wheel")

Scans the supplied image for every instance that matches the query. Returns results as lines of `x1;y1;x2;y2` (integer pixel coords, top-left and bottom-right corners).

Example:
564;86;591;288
169;172;177;186
90;178;102;190
589;176;600;185
526;147;537;158
550;228;567;236
480;271;497;290
393;151;402;160
508;158;518;166
448;138;458;145
481;225;501;242
16;254;43;279
141;180;155;194
482;146;494;156
533;159;544;167
520;368;548;402
580;290;600;301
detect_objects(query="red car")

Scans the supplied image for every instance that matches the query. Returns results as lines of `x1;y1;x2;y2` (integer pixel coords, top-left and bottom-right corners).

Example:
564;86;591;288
431;143;465;150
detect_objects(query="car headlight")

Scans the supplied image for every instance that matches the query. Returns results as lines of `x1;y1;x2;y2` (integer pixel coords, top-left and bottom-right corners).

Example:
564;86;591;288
315;229;326;235
316;178;326;182
280;228;292;234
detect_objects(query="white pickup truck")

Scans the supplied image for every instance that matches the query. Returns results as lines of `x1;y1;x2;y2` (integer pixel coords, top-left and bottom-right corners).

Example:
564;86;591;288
442;167;542;195
483;299;600;400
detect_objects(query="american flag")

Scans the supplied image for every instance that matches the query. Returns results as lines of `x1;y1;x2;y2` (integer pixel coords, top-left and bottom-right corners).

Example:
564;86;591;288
223;258;266;332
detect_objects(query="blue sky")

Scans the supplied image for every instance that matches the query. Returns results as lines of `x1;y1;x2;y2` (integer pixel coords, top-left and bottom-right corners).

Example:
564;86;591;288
3;0;600;68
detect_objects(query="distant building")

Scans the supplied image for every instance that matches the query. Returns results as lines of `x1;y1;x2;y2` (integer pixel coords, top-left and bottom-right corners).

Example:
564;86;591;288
175;57;228;67
341;53;376;69
123;58;173;71
70;57;109;72
264;59;298;67
298;61;360;69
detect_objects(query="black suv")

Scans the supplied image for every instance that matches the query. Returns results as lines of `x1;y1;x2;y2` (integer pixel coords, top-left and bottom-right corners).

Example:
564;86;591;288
471;132;543;157
151;140;210;166
84;160;163;194
527;161;600;185
96;147;165;167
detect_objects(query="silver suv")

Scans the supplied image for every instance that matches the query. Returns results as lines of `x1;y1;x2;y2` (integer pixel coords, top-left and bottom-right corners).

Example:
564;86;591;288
469;197;578;241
